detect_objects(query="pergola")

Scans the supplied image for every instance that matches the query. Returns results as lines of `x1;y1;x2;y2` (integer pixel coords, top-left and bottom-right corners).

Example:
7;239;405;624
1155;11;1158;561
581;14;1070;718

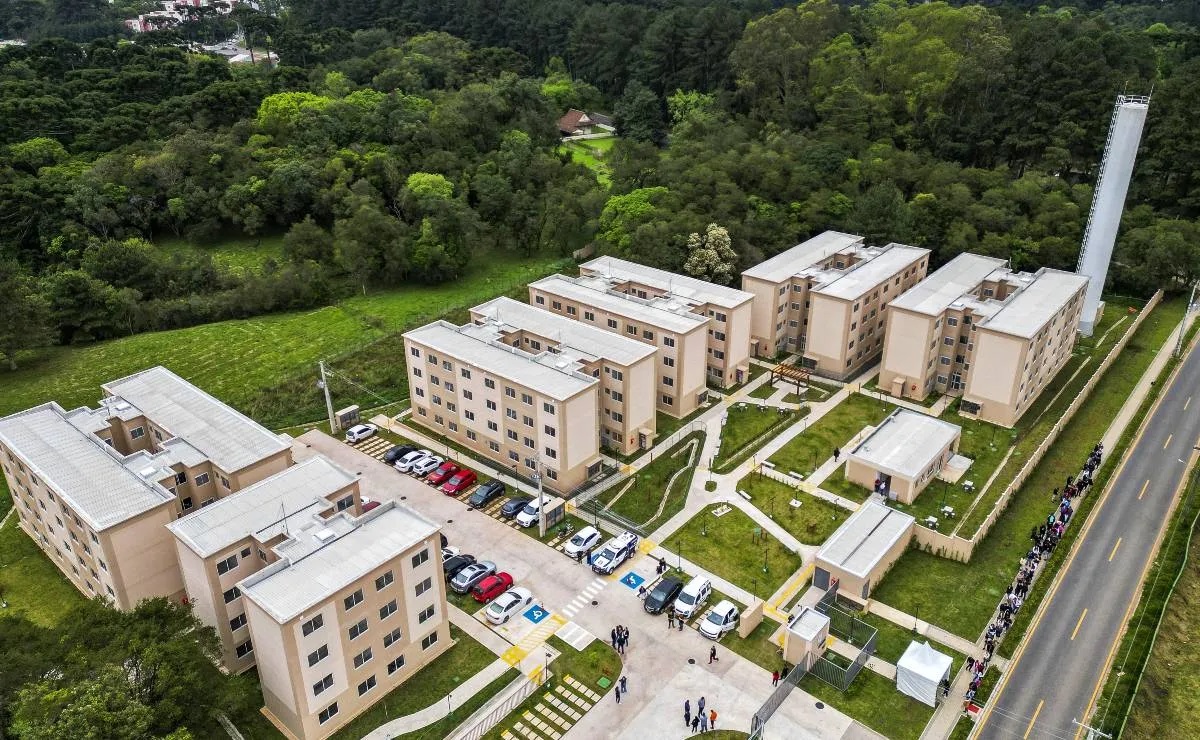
769;362;811;395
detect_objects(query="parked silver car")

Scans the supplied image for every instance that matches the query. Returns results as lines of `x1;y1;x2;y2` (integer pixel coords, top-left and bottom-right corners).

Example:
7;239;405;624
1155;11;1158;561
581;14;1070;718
450;560;497;593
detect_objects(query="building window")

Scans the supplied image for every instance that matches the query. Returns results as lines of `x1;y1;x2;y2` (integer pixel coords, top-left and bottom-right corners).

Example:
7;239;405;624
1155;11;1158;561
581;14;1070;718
194;473;210;487
229;613;247;631
410;347;421;358
489;442;501;453
235;640;253;658
546;469;558;480
318;703;339;725
485;378;496;389
421;632;440;650
222;587;241;604
308;644;329;667
505;387;516;398
535;295;545;305
947;317;958;326
551;301;562;310
584;311;594;321
336;495;353;511
344;589;364;610
349;619;368;640
313;674;334;698
626;325;637;335
461;368;471;379
387;657;405;675
416;577;433;597
130;426;145;440
379;600;398;620
221;476;230;490
467;430;477;441
943;337;954;346
358;676;377;696
418;605;436;624
544;447;557;459
354;647;374;668
375;571;394;590
413;367;423;379
662;395;674;406
412;549;430;568
522;415;534;427
642;330;654;340
544;425;556;437
384;626;403;647
507;430;518;442
486;400;497;411
940;356;951;365
607;319;618;329
216;554;237;576
663;376;674;387
506;409;517;420
302;615;324;636
463;390;473;400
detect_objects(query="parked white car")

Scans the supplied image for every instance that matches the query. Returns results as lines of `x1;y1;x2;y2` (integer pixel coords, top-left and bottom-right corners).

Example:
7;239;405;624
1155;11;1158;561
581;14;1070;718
411;455;444;477
699;600;740;640
394;450;433;473
344;423;378;443
441;546;461;562
485;587;534;624
563;526;602;558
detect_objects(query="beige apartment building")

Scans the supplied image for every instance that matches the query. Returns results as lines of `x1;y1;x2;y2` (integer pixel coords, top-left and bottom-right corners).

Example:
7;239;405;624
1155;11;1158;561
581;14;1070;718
470;296;657;454
239;502;449;740
741;231;930;380
577;256;755;388
168;456;363;671
879;254;1088;426
404;319;603;493
0;366;293;610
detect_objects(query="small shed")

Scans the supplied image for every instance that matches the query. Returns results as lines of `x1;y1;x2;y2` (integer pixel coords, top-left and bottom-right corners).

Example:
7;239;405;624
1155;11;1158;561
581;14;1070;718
896;641;953;707
813;500;914;603
845;409;961;503
783;607;830;667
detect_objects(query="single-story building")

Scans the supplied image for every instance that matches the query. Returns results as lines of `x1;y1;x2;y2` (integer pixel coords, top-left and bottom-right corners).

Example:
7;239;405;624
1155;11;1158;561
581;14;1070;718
557;109;615;137
784;606;831;668
845;409;961;504
814;500;915;603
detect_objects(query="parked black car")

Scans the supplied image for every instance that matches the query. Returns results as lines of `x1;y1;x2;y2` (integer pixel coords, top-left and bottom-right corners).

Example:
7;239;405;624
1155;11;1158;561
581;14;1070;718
643;577;684;614
383;444;418;464
469;480;507;508
442;554;477;580
500;496;533;519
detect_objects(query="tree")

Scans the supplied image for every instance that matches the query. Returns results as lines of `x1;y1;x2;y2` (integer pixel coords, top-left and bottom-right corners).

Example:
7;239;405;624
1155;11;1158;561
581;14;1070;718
12;667;154;740
0;261;53;369
614;80;665;145
282;216;334;264
40;269;121;344
683;223;738;285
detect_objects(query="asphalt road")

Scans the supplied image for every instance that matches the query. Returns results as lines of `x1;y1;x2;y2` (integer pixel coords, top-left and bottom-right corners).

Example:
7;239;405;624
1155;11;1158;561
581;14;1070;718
975;338;1200;740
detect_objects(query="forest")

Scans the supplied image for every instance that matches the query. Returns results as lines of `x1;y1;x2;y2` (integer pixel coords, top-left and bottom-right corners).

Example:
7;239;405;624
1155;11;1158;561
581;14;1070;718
0;0;1199;370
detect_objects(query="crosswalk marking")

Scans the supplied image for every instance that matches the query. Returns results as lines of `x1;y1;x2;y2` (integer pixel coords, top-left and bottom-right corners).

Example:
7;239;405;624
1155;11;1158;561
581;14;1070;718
559;577;607;618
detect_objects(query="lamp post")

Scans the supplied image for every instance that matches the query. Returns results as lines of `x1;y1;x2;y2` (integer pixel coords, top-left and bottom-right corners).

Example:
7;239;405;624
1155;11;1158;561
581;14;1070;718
534;458;546;539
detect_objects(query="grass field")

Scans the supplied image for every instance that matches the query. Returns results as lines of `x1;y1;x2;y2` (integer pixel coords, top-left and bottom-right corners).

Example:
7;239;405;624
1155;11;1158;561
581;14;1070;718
605;432;705;527
799;665;935;740
819;469;873;502
721;616;785;673
0;509;86;627
159;233;284;272
735;473;849;545
870;297;1185;641
662;506;803;599
0;255;567;428
714;405;800;472
559;137;617;186
329;625;498;739
768;394;897;476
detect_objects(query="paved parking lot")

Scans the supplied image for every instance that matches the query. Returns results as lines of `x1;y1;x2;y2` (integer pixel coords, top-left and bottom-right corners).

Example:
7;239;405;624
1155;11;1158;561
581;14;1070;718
299;430;878;739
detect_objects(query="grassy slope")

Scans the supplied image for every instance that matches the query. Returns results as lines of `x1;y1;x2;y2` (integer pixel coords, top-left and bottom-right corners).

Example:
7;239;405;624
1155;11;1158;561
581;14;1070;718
0;509;87;627
870;297;1185;640
768;394;896;476
0;256;565;427
800;666;934;740
714;405;799;470
158;233;285;272
735;473;849;545
607;431;705;527
662;506;803;599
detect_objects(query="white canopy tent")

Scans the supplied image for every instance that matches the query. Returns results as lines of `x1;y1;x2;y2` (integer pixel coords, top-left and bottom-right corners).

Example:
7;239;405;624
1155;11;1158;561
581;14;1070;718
895;641;953;707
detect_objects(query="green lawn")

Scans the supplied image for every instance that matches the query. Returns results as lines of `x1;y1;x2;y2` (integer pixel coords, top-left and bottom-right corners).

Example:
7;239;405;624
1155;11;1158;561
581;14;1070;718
768;394;897;476
330;625;498;740
0;512;86;627
662;506;803;599
721;616;786;673
0;474;11;518
714;405;800;471
159;233;285;273
559;137;617;187
853;611;966;672
870;296;1185;641
0;255;567;429
606;432;705;527
949;716;974;740
819;469;873;503
395;669;519;740
483;636;619;740
655;405;712;444
735;473;850;545
800;666;935;740
695;732;749;740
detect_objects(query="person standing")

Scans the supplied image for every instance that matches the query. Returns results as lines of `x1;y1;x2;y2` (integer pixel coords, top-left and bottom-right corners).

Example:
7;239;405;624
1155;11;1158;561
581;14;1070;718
691;715;700;733
709;645;718;664
620;675;627;693
709;709;717;730
668;612;675;629
678;614;685;631
614;685;621;704
684;699;691;728
699;712;708;732
698;696;705;715
772;669;780;687
610;627;617;649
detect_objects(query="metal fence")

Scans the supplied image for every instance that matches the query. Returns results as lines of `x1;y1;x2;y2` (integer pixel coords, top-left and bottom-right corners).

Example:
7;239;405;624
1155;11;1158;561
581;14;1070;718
749;655;812;739
447;672;546;740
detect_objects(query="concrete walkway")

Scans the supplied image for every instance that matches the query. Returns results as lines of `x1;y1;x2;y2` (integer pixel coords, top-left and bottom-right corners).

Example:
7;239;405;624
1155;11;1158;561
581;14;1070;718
448;603;513;656
828;636;898;680
361;658;512;739
865;601;992;664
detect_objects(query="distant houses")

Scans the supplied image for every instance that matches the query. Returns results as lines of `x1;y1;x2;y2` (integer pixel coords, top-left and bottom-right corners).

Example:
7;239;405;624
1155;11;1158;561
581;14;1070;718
557;109;615;138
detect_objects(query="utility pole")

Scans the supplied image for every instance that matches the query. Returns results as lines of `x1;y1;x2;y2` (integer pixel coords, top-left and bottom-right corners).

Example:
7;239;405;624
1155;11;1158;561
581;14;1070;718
1072;719;1112;740
534;456;546;538
318;361;336;432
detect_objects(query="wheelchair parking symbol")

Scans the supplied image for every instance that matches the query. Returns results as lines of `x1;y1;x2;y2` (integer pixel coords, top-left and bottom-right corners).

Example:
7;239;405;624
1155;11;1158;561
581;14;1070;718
621;573;645;590
523;606;549;624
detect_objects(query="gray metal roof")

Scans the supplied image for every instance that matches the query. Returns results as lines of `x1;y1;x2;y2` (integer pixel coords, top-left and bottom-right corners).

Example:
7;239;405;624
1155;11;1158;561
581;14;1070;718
816;244;930;300
238;503;439;623
0;403;174;531
788;607;830;642
848;409;961;480
405;321;598;401
471;297;655;366
102;366;290;474
816;501;914;579
888;254;1009;316
981;269;1088;339
168;456;356;558
581;256;754;309
741;231;866;282
529;275;708;333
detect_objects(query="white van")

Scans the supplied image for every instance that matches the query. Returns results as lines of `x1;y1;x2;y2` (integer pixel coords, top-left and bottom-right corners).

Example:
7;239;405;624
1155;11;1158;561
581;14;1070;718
673;575;711;620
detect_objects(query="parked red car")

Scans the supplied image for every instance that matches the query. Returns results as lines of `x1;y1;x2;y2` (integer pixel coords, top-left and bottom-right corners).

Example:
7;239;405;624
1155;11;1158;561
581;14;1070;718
441;469;478;495
472;572;514;603
361;498;381;512
425;461;460;486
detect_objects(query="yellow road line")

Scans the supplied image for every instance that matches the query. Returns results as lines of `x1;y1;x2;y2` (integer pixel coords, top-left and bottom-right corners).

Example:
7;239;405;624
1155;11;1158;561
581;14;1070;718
1164;434;1174;449
1109;538;1122;562
1070;609;1088;640
1138;479;1150;500
1023;699;1044;739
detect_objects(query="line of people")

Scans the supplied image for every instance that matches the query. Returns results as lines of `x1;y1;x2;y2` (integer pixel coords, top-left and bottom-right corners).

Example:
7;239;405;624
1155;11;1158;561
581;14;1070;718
683;697;718;733
963;441;1103;704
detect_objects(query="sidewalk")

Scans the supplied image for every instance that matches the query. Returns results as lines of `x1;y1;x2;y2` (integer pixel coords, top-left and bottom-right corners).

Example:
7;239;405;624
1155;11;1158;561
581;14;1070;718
448;603;512;657
362;658;512;739
828;636;898;680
